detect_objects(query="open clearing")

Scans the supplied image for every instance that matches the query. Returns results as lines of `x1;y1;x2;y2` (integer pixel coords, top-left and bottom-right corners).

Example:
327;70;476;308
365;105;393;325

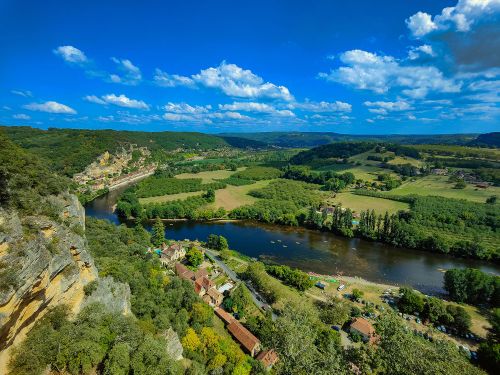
139;191;202;204
175;167;245;183
210;179;275;210
314;164;393;181
384;175;500;203
326;192;409;214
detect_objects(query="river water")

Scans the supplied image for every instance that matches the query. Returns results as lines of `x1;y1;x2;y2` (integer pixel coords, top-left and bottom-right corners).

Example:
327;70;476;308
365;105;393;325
85;185;499;295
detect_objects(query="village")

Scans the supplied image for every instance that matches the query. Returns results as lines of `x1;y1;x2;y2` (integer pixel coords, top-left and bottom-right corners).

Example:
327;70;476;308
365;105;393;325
73;145;156;194
147;239;388;370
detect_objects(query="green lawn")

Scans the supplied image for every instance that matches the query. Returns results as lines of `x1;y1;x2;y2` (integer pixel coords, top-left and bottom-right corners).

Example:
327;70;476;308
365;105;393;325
315;164;395;182
209;179;276;210
326;191;409;214
384;175;500;203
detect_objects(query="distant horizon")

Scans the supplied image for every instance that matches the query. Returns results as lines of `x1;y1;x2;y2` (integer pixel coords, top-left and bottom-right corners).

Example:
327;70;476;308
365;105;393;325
1;1;499;134
1;123;487;137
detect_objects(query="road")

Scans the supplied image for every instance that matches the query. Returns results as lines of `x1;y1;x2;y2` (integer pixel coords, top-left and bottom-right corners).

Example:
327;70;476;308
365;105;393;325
204;248;277;320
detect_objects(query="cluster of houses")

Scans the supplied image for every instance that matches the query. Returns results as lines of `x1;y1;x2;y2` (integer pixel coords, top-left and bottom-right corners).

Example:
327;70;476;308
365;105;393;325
73;146;155;192
156;241;279;368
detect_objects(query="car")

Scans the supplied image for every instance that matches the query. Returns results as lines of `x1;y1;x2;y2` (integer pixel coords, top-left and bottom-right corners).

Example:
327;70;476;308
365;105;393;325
331;325;341;332
337;284;345;291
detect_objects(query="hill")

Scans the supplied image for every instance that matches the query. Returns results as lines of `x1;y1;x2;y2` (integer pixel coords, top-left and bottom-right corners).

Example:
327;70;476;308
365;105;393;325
470;132;500;147
220;132;478;148
0;126;260;176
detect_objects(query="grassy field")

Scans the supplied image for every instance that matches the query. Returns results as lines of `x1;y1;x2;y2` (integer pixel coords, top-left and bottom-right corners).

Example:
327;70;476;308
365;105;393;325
314;164;393;181
210;179;275;210
384;175;500;203
139;191;202;204
325;191;409;214
349;151;422;168
175;168;245;183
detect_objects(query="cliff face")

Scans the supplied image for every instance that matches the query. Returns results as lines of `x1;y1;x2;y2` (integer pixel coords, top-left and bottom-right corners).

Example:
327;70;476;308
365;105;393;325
0;194;100;372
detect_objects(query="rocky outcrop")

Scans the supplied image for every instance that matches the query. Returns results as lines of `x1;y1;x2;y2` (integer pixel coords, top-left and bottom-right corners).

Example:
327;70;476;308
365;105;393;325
163;328;184;361
82;276;131;315
0;194;99;373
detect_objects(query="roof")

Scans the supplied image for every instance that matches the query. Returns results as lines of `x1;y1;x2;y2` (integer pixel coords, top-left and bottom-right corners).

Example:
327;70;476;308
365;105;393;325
214;307;236;325
207;287;223;300
175;263;195;281
350;318;376;337
228;321;261;352
256;349;279;367
195;268;209;279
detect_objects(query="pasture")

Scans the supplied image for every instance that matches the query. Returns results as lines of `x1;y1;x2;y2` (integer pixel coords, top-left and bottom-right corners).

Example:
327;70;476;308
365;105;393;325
326;192;409;214
385;175;499;203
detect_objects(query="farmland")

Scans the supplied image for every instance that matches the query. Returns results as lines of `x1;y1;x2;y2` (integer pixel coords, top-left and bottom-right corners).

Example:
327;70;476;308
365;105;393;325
384;175;500;203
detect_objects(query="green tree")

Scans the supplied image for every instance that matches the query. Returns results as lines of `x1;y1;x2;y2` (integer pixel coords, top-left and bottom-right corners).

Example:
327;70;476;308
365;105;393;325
104;343;130;375
486;195;497;204
352;289;364;301
398;287;424;314
422;297;448;324
186;247;204;268
152;217;165;247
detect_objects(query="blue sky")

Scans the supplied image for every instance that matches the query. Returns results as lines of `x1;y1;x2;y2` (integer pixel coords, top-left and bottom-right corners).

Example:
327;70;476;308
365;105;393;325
1;0;499;134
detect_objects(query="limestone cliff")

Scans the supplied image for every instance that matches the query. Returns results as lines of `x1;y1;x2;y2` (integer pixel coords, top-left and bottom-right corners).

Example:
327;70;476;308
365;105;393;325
0;193;128;373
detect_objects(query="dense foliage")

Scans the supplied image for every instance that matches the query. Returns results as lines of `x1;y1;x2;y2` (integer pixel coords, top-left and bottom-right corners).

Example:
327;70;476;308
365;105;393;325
1;126;233;176
0;131;69;213
444;268;500;307
9;304;182;375
230;180;324;226
265;264;314;291
290;142;374;165
352;194;500;261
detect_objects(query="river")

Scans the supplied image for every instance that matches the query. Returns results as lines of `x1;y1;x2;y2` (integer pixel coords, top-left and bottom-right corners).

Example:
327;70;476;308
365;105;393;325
85;184;500;295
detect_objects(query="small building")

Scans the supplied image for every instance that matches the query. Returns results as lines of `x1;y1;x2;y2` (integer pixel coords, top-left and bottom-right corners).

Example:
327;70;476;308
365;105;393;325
215;307;261;356
256;349;279;369
175;263;195;283
349;318;378;344
206;287;224;307
160;243;186;266
215;307;236;325
228;321;261;357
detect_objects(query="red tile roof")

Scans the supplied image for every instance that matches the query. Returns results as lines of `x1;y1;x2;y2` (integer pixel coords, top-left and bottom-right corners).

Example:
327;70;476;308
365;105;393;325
175;263;195;281
214;307;236;325
350;318;377;343
228;321;261;354
256;349;279;368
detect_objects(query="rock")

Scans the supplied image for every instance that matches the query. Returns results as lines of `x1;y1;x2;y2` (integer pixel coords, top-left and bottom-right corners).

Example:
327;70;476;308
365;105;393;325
0;194;98;373
163;328;184;360
83;276;131;315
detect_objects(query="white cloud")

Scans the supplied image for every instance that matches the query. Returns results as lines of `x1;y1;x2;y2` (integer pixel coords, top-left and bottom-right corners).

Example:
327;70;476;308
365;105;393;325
364;100;413;115
319;49;461;98
109;57;142;85
86;94;149;110
219;101;295;116
291;100;352;113
153;69;195;88
408;45;435;60
13;114;31;120
163;102;211;114
192;61;294;101
209;111;250;120
83;95;107;104
407;0;500;37
23;101;76;114
53;45;88;64
406;12;437;37
11;89;33;97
